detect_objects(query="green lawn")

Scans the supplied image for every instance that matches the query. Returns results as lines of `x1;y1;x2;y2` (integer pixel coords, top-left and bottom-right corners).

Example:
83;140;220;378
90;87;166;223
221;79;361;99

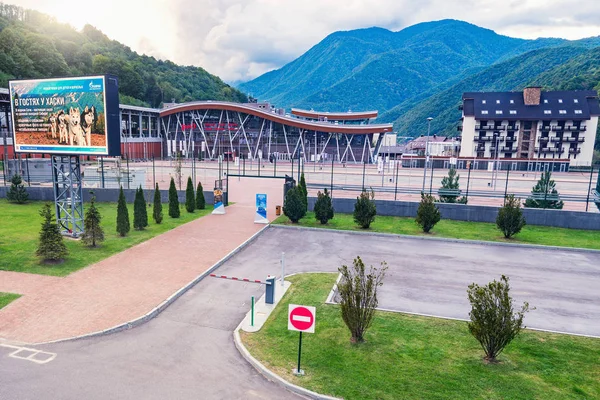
241;274;600;400
0;292;21;310
273;212;600;250
0;199;211;276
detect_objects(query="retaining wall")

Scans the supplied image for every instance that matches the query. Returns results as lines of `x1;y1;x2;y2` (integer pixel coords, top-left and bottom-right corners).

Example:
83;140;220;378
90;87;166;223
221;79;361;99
307;197;600;230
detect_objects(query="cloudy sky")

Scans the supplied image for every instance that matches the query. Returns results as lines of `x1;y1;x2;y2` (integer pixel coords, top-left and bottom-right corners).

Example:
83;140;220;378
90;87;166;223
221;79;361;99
10;0;600;83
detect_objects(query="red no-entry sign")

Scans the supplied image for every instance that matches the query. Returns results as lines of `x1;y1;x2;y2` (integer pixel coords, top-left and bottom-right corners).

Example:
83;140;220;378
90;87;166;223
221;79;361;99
288;304;316;333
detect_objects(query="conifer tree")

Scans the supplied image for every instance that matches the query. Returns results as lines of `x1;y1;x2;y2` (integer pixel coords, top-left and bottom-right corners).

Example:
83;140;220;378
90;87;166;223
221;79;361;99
168;177;180;218
6;174;29;204
524;171;564;209
36;203;68;262
496;194;526;239
353;189;376;229
81;193;104;247
299;172;308;208
314;188;334;224
196;181;206;210
438;167;467;203
134;186;148;230
153;183;163;224
283;186;306;223
416;193;441;233
185;177;195;213
116;185;130;236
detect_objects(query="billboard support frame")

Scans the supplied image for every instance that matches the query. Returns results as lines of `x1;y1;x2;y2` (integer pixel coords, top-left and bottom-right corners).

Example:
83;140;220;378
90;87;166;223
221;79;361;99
52;155;84;237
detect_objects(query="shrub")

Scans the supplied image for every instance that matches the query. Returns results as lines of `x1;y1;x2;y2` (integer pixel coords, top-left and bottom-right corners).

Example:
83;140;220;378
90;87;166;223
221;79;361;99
153;183;163;224
196;181;206;210
524;171;564;209
81;193;104;247
36;203;68;262
353;189;376;229
496;194;526;238
116;186;130;236
314;188;334;224
6;174;28;204
133;186;148;230
185;177;195;213
415;193;441;233
467;275;531;362
338;256;387;343
168;177;180;218
283;186;306;223
299;172;308;208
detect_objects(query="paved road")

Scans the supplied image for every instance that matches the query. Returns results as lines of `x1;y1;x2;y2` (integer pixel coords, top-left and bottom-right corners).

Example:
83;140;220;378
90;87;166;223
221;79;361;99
2;227;599;399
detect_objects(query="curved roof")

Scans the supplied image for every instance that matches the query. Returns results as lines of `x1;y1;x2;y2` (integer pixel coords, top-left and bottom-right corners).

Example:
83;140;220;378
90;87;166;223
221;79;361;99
291;108;378;120
160;102;392;134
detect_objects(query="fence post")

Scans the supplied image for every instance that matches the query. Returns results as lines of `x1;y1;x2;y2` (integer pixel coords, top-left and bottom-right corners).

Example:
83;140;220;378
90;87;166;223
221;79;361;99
330;157;334;196
362;160;366;191
465;163;472;202
586;166;594;212
152;156;155;189
101;157;105;188
394;161;399;201
126;155;130;189
429;159;434;195
504;165;510;205
25;156;31;187
274;156;277;177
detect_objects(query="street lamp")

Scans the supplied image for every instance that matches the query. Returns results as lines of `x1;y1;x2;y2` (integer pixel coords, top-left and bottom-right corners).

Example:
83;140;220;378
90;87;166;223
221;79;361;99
422;117;433;192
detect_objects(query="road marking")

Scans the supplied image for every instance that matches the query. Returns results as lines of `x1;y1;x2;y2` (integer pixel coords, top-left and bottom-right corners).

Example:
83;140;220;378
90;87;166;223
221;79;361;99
292;315;311;323
0;344;56;364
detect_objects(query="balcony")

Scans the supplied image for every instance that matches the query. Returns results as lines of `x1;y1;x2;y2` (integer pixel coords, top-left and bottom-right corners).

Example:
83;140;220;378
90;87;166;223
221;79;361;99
538;137;550;142
506;125;518;130
541;125;551;131
475;125;494;131
479;136;495;142
552;126;564;131
578;137;585;143
563;137;584;143
501;146;516;152
569;148;582;154
535;147;561;153
565;125;586;131
550;137;561;142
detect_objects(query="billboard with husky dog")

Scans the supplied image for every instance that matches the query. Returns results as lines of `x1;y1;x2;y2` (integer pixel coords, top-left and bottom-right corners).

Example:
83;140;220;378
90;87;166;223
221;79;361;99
9;75;120;156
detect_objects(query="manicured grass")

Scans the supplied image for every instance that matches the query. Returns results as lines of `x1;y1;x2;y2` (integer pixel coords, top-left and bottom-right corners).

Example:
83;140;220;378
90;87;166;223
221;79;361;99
0;199;211;276
241;273;600;400
273;212;600;250
0;292;21;310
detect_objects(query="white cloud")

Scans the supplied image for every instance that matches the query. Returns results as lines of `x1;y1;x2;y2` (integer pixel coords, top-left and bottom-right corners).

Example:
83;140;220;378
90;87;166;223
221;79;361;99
8;0;600;82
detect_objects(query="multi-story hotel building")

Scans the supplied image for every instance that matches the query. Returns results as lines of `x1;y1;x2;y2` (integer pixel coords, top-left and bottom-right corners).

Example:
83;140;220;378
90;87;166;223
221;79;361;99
460;87;599;168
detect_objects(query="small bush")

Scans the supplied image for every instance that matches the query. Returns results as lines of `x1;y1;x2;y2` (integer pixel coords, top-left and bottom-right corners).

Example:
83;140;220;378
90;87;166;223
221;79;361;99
153;183;163;224
338;256;387;343
36;203;68;262
196;181;206;210
314;188;334;224
81;193;104;247
6;174;28;204
467;275;531;362
168;177;180;218
133;186;148;230
496;194;526;238
415;193;441;233
353;189;376;229
283;186;306;223
116;186;130;236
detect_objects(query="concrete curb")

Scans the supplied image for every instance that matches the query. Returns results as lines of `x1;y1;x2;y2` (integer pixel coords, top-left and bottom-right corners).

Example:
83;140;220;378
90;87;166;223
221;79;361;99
271;224;600;254
35;225;270;346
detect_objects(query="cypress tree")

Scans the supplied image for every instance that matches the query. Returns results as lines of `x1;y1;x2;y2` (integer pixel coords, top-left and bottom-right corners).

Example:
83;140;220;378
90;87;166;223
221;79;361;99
524;171;564;209
185;177;195;213
283;186;306;223
36;203;68;262
134;186;148;230
314;188;334;224
168;177;180;218
196;181;206;210
299;172;308;208
6;174;29;204
153;183;163;224
81;193;104;247
116;185;130;236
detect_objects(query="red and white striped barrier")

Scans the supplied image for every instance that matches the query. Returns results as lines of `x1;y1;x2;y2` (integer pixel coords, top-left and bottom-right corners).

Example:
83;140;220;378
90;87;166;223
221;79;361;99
209;274;273;285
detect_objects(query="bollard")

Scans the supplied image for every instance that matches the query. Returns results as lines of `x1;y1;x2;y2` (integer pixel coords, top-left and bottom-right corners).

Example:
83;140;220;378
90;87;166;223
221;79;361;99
251;296;255;327
265;275;275;304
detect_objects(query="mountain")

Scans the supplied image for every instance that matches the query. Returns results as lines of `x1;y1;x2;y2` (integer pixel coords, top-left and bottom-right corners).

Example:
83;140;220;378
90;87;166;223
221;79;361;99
237;19;580;111
0;3;246;107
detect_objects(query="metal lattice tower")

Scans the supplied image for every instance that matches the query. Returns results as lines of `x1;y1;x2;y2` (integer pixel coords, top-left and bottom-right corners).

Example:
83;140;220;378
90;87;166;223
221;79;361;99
51;155;84;237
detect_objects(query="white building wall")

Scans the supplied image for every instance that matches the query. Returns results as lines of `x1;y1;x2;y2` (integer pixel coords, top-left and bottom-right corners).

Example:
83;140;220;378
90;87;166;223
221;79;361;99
572;116;598;167
459;115;476;157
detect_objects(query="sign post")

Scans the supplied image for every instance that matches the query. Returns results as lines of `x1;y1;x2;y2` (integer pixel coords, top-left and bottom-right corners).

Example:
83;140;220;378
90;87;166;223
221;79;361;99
288;304;316;375
255;193;268;224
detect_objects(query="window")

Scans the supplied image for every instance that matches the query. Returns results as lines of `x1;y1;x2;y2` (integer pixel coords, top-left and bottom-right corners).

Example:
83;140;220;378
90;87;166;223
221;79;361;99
559;110;567;114
495;110;503;114
558;99;563;103
510;99;514;104
544;99;549;104
481;110;488;114
574;99;579;103
509;110;517;115
496;100;501;104
544;110;551;114
482;100;486;104
574;110;583;114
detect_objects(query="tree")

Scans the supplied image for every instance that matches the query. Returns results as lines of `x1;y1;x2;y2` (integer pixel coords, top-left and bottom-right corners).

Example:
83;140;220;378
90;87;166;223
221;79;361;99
196;181;206;210
133;186;148;230
353;189;376;229
185;177;195;213
467;275;531;362
81;193;104;247
283;186;306;223
6;174;28;204
116;186;130;236
496;195;526;238
174;152;183;190
438;167;467;204
416;193;441;233
299;172;308;208
153;183;163;224
314;188;334;224
338;256;387;343
168;177;180;218
36;203;68;262
524;171;564;209
595;168;600;212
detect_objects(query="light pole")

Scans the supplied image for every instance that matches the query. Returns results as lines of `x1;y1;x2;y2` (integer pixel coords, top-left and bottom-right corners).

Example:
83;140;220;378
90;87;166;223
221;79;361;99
421;117;433;192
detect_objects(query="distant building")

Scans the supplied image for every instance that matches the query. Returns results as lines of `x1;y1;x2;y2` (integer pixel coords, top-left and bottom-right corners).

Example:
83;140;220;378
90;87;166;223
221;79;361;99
459;87;600;168
405;135;459;157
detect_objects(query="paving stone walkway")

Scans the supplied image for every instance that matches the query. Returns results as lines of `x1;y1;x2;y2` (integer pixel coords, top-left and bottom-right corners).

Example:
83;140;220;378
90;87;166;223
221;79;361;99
0;178;283;344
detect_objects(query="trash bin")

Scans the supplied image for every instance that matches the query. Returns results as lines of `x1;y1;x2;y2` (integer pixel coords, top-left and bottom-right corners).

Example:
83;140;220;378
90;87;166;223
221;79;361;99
276;205;282;216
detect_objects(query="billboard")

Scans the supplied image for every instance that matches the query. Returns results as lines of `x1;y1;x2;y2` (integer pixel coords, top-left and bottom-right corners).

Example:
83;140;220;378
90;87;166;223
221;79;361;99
9;75;120;156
